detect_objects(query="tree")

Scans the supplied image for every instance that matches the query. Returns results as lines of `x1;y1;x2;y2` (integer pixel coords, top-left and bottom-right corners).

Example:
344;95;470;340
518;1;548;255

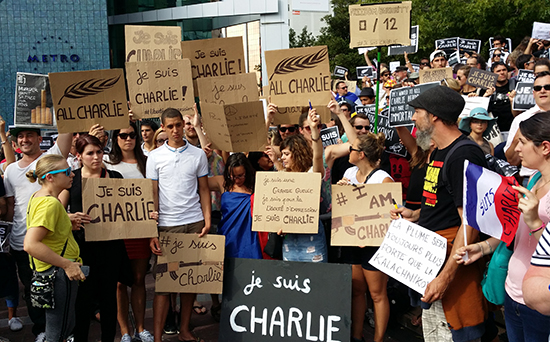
289;26;317;48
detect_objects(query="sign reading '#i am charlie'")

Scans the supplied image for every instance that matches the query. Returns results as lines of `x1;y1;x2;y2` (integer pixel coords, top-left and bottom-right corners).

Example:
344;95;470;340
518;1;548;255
219;258;352;342
466;68;498;90
125;25;182;63
125;59;195;119
49;69;129;134
81;178;158;241
349;2;412;48
155;232;225;294
252;172;321;234
331;183;401;246
197;73;259;106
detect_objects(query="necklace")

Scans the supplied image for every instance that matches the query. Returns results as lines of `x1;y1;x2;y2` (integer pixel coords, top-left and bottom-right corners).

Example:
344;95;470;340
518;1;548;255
535;178;550;195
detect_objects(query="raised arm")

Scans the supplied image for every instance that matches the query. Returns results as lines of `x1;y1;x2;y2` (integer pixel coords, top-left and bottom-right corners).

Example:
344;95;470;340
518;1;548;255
0;118;15;168
308;108;325;177
404;52;415;73
56;133;72;159
395;126;418;156
192;103;211;150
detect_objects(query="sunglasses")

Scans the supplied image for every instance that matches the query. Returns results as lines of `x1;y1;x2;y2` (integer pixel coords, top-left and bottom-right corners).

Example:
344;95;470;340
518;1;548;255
420;62;430;66
525;61;535;65
349;146;361;153
302;124;323;131
381;73;390;77
341;108;349;112
279;126;296;133
42;167;72;179
534;84;550;92
118;132;137;140
354;125;369;131
493;54;502;57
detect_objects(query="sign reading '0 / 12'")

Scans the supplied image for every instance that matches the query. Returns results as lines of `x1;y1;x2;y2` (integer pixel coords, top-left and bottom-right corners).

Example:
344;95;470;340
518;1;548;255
219;258;352;342
349;1;412;48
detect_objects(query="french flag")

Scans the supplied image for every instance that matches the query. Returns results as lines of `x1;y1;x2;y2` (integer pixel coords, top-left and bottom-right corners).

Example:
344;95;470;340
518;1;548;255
463;160;521;245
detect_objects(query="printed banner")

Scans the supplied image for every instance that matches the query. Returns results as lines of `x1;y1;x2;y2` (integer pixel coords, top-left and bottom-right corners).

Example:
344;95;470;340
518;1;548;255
356;66;376;79
466;68;498;90
458;38;481;54
459;96;490;118
320;126;339;147
434;37;459;55
333;66;348;77
389;82;440;127
512;82;536;111
0;221;12;253
516;69;535;83
388;25;419;56
197;73;259;106
125;25;182;63
14;73;54;127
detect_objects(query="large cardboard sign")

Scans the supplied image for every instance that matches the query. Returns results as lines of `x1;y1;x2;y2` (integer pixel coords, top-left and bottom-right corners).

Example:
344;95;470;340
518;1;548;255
197;73;259;106
532;22;550;41
272;106;312;126
513;82;536;111
435;37;458;55
357;106;411;157
49;69;129;133
349;2;412;48
0;221;12;253
14;73;54;127
155;232;224;294
125;25;182;63
418;67;453;84
125;59;194;119
331;183;401;246
252;172;321;234
265;46;331;108
388;25;419;56
320;126;339;147
369;219;447;295
333;66;348;77
459;96;490;119
517;69;535;83
219;258;352;342
389;82;440;127
466;68;498;90
81;178;158;241
458;38;481;54
181;37;245;97
201;101;266;152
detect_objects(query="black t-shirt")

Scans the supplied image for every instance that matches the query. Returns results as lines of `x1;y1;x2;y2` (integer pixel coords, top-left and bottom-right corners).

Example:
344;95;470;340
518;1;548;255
489;82;514;131
418;135;487;232
68;168;123;213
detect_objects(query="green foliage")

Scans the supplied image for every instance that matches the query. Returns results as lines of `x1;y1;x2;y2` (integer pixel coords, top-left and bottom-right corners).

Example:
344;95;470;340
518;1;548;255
289;26;317;48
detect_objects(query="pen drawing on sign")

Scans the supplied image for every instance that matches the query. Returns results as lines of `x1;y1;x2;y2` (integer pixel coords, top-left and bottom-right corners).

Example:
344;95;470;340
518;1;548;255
57;76;121;105
269;49;328;81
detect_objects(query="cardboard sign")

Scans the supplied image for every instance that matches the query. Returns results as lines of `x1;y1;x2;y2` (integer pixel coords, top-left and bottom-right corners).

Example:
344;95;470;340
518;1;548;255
49;69;129;133
389;82;440;127
265;46;331;108
357;106;411;157
14;73;54;127
435;37;458;55
0;221;12;253
458;38;481;54
388;25;419;56
219;258;352;342
125;25;182;63
252;172;321;234
418;67;453;84
344;80;357;94
201;101;267;152
349;2;412;48
81;178;158;241
369;219;447;295
197;73;259;106
517;69;535;83
466;68;498;90
271;106;312;126
333;66;348;77
512;82;536;111
459;96;490;119
155;232;225;294
331;183;401;246
125;59;195;119
181;37;246;97
532;22;550;41
320;126;339;147
356;66;376;79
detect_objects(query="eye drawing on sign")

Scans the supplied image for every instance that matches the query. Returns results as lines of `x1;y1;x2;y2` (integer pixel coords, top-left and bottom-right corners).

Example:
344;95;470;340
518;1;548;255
269;48;328;81
57;76;121;105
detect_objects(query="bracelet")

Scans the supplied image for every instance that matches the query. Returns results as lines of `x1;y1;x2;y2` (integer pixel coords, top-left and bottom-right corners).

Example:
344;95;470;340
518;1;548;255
485;240;493;254
478;242;485;257
530;222;547;236
0;140;5;145
311;136;320;142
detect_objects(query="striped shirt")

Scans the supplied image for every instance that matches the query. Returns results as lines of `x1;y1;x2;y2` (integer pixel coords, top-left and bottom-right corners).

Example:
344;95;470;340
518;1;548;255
531;223;550;267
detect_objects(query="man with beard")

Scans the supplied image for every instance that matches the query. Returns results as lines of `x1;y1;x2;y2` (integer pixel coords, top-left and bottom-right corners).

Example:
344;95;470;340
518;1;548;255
391;86;496;342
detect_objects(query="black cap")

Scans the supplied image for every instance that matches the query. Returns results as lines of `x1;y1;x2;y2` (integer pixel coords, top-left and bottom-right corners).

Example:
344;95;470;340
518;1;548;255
408;86;465;122
9;126;41;137
395;66;409;72
359;88;375;98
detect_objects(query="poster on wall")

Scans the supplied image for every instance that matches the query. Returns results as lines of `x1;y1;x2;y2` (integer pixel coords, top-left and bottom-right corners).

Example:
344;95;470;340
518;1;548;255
14;72;55;128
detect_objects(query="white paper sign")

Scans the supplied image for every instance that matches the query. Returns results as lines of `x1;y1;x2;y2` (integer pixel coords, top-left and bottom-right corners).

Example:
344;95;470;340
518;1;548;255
532;22;550;41
459;96;490;118
369;219;447;295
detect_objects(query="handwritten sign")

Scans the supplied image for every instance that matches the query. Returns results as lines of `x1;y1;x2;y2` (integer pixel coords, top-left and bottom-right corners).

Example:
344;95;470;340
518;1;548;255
181;37;245;97
512;82;536;111
459;95;490;119
320;126;339;147
265;46;331;108
201;101;266;152
418;67;453;84
369;219;447;295
331;183;401;246
349;2;412;48
155;232;225;294
532;22;550;41
458;38;481;54
14;73;54;127
81;178;158;241
357;106;411;157
125;25;182;63
219;258;352;342
252;172;321;234
466;68;498;90
517;69;535;83
197;73;259;106
333;66;348;77
0;221;12;253
434;37;458;55
389;82;440;127
271;106;326;126
125;59;194;119
388;25;419;56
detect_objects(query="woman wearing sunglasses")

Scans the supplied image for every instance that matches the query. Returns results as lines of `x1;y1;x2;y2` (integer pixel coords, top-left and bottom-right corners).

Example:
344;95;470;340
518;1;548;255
24;154;85;342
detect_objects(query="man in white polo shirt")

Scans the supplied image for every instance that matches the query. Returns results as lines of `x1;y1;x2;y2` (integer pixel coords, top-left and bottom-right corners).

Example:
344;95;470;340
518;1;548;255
147;108;211;342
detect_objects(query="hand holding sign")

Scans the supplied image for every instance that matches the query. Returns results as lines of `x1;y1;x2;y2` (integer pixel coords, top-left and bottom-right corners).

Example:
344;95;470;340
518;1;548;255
513;185;544;230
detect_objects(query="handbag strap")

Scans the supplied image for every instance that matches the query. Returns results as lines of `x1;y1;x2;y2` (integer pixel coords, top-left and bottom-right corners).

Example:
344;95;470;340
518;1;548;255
363;168;380;184
31;239;68;271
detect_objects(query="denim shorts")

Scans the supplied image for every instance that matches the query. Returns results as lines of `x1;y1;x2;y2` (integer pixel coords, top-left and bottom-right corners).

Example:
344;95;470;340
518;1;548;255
282;220;327;263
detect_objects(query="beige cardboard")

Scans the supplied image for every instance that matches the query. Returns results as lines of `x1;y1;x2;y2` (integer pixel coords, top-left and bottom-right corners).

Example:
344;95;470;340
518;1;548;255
197;73;259;106
349;2;412;48
252;172;321;234
125;59;195;119
201;101;267;152
265;46;331;108
181;37;246;97
49;69;129;134
155;233;225;294
271;105;331;126
419;67;453;84
125;25;182;63
81;178;158;242
331;183;402;246
345;80;357;94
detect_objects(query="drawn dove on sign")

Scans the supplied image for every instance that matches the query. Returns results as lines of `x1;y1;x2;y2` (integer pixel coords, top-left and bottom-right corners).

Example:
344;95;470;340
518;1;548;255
269;48;328;81
57;75;121;105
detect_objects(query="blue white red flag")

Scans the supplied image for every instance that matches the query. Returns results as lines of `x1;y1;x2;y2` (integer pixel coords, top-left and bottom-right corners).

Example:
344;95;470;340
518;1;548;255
463;160;520;245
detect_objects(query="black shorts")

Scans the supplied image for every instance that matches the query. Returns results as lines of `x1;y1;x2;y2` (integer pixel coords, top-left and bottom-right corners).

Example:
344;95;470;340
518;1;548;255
340;246;379;271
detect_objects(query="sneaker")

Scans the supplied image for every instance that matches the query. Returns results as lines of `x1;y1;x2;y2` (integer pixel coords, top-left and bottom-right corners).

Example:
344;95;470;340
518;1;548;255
35;332;46;342
8;317;22;332
120;333;132;342
163;320;178;335
66;335;74;342
137;330;154;342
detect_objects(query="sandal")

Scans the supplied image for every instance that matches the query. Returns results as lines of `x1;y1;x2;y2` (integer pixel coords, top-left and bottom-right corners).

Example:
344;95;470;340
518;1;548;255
193;305;207;315
211;304;222;322
179;337;204;342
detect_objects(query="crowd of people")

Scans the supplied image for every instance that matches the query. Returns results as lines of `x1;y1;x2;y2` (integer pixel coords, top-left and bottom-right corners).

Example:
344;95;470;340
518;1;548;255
2;33;550;342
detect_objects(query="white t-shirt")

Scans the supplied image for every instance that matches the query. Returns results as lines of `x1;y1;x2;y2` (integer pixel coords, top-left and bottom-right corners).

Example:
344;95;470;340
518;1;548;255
4;144;62;250
103;155;144;179
504;105;541;177
343;166;393;185
141;142;149;157
146;141;209;226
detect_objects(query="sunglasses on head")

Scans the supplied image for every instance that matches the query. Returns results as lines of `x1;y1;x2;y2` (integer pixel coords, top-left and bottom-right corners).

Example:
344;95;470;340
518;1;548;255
118;132;137;140
354;125;369;131
42;167;72;179
279;126;296;133
533;84;550;92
